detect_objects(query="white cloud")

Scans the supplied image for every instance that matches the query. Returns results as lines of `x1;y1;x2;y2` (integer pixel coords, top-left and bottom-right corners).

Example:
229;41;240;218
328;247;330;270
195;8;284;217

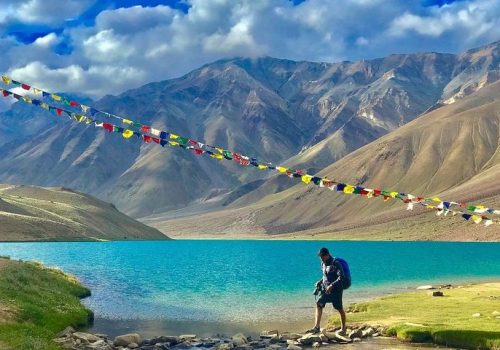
33;33;60;48
389;0;500;42
0;0;499;99
0;0;96;25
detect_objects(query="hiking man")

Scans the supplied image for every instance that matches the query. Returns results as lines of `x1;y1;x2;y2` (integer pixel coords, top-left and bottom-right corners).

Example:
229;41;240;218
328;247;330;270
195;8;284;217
307;247;347;334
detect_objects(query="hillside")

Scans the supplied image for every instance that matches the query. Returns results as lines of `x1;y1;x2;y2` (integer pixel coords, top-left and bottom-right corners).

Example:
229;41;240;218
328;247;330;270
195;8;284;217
0;184;169;241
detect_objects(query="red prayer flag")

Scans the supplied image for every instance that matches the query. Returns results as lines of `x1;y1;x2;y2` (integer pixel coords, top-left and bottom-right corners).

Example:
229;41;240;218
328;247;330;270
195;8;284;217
103;123;114;133
70;101;80;107
189;139;198;145
21;84;30;90
373;189;381;196
56;108;63;116
194;149;203;155
143;135;152;143
2;90;9;97
152;137;160;144
141;125;151;133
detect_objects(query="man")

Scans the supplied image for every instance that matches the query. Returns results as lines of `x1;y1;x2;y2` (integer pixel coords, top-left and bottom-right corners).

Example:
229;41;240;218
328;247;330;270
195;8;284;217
306;247;347;334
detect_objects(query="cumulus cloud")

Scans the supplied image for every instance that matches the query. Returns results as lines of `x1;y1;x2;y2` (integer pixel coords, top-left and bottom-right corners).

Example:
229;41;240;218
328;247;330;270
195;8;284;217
389;0;500;42
0;0;498;99
0;0;96;25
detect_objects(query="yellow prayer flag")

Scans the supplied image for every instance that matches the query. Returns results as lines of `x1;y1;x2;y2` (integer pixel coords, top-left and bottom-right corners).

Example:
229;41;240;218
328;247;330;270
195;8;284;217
122;129;134;138
431;197;441;202
343;185;355;194
471;215;482;224
2;76;11;84
276;166;288;173
74;114;85;123
22;97;32;104
389;191;399;198
51;94;62;101
211;153;224;159
301;175;313;184
123;119;133;124
257;164;267;170
41;102;49;110
215;147;223;154
169;141;179;146
170;133;179;140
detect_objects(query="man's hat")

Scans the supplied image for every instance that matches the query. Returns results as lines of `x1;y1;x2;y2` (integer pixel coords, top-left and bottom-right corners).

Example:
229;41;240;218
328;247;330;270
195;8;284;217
318;247;330;256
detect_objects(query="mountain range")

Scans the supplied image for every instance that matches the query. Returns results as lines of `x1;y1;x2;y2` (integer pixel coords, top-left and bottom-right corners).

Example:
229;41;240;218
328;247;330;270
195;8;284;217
0;40;499;240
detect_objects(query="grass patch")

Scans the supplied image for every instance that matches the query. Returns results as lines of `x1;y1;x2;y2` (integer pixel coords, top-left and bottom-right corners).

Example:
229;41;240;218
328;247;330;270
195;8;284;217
0;257;93;350
330;283;500;350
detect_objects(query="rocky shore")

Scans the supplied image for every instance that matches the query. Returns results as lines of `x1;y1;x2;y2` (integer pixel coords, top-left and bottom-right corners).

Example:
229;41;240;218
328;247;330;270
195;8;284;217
54;325;385;350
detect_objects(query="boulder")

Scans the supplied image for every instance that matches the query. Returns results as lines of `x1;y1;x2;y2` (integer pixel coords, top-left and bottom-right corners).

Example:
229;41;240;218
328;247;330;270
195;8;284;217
73;332;100;344
472;313;481;317
298;334;322;345
283;333;302;341
53;337;74;349
232;333;248;346
150;335;180;345
432;291;444;297
260;330;279;339
287;345;302;350
270;335;286;344
348;329;363;339
492;311;500;316
217;343;234;350
180;334;197;341
113;333;142;347
56;326;76;338
361;327;375;338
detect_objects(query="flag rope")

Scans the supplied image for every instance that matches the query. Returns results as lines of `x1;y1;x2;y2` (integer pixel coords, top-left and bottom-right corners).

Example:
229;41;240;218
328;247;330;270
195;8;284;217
0;77;497;227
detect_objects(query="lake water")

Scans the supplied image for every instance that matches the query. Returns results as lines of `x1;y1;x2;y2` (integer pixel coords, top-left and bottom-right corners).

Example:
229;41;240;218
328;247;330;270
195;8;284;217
0;240;498;338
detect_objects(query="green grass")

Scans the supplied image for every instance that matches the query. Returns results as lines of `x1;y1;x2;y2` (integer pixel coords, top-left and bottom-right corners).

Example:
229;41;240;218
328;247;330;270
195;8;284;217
0;258;93;350
329;283;500;350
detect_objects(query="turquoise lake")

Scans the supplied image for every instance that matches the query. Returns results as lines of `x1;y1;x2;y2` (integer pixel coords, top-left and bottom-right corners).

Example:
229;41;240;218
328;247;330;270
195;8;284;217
0;240;498;337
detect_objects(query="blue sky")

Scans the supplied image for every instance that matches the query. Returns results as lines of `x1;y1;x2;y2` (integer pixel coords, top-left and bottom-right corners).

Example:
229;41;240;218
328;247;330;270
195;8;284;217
0;0;498;98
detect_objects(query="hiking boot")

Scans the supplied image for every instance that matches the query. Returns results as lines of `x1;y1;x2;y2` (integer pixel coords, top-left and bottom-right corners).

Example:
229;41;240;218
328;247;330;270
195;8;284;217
335;329;347;336
305;326;320;334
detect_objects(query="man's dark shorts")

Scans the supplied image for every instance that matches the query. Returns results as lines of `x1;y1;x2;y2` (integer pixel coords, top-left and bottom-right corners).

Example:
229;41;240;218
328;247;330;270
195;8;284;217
317;287;343;310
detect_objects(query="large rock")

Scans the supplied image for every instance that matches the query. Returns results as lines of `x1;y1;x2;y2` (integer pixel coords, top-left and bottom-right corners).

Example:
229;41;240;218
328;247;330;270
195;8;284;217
72;332;100;344
287;345;302;350
232;333;248;346
348;329;363;339
113;333;142;347
298;334;322;345
150;335;180;345
361;327;375;338
180;334;197;341
56;326;76;338
217;343;234;350
260;330;279;339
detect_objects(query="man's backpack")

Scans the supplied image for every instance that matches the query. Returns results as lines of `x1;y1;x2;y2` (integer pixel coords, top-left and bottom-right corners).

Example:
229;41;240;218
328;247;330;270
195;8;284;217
334;257;351;289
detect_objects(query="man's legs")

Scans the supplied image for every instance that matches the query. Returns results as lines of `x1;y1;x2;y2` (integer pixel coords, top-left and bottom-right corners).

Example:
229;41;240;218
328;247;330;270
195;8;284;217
314;304;323;328
338;308;346;333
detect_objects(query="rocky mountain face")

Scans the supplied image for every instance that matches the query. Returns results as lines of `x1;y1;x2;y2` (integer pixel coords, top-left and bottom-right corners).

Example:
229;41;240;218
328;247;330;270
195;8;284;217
148;80;500;241
0;41;498;219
